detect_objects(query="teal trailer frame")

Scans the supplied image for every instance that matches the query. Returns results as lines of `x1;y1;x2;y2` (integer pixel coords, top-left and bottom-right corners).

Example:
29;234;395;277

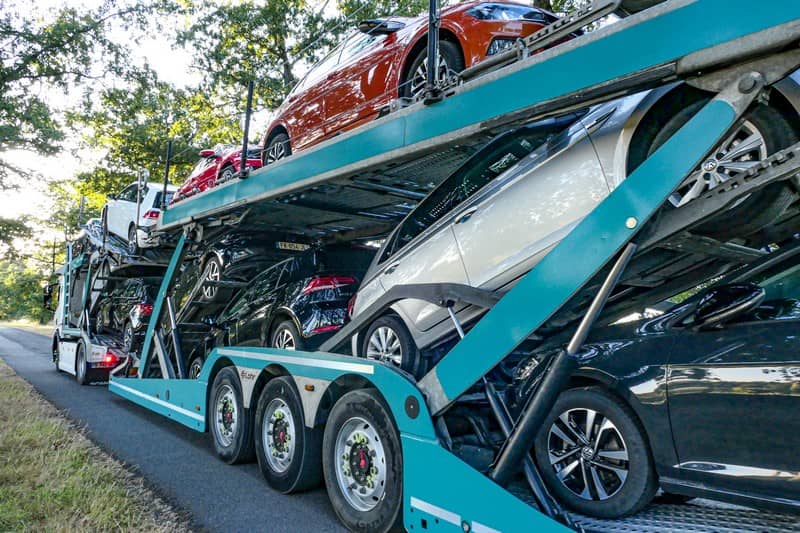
108;2;800;532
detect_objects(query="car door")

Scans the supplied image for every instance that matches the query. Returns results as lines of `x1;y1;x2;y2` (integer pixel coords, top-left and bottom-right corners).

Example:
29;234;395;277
667;256;800;501
451;117;608;291
324;31;398;136
109;184;138;238
114;280;140;330
229;267;281;346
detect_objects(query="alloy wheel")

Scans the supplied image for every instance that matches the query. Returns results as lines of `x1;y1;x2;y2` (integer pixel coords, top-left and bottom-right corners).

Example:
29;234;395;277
409;53;451;101
274;328;296;350
547;407;629;501
334;416;388;512
188;358;203;379
123;323;133;353
215;384;238;447
366;326;403;366
263;398;296;474
128;226;138;255
669;119;767;208
202;261;220;300
266;140;287;164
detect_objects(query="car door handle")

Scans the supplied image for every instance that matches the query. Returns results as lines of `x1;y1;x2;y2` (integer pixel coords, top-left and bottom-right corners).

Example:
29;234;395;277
384;262;400;275
454;207;478;224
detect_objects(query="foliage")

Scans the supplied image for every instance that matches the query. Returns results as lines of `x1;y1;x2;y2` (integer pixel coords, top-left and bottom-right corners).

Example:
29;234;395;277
0;262;50;323
532;0;593;13
0;218;33;260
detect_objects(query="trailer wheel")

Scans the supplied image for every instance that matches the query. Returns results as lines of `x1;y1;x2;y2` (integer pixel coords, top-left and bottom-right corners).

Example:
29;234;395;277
210;367;255;464
255;376;322;493
76;342;90;386
323;388;403;533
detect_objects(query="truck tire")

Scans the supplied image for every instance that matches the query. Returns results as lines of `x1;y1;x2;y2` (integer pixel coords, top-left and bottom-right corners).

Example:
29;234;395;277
323;389;403;533
255;376;322;493
76;342;91;386
53;338;62;372
209;367;255;464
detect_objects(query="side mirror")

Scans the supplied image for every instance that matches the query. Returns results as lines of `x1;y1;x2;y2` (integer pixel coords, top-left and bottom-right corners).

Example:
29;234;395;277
199;149;216;158
107;194;117;201
358;19;405;34
42;283;55;312
693;283;765;328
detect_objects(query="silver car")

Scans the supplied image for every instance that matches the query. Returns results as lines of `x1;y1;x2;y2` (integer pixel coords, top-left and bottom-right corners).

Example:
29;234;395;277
351;75;800;374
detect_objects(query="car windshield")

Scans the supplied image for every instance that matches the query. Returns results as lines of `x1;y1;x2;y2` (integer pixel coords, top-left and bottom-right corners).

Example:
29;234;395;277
383;129;543;260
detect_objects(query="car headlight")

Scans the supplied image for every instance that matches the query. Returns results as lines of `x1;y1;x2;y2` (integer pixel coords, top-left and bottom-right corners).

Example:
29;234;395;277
486;37;517;56
467;3;551;23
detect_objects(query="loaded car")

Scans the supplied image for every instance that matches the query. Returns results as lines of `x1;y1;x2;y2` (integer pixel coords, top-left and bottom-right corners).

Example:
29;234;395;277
508;240;800;518
185;244;375;379
171;144;263;204
260;1;557;164
102;182;179;255
94;277;162;354
350;75;800;376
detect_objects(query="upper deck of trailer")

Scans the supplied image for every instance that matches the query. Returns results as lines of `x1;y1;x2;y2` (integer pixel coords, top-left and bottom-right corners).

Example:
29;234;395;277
155;0;800;240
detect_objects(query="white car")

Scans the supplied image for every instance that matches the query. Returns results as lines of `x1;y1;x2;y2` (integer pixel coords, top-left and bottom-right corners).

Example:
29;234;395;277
102;182;178;254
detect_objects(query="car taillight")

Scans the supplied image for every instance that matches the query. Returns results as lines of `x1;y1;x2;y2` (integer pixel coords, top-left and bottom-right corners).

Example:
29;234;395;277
143;209;160;219
347;294;357;319
301;276;356;295
136;303;153;315
310;324;343;335
104;351;117;364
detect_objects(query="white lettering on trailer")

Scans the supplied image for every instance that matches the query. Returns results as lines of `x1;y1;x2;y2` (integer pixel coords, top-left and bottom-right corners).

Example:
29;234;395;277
110;381;204;422
216;348;374;375
471;521;502;533
89;344;106;363
409;497;461;526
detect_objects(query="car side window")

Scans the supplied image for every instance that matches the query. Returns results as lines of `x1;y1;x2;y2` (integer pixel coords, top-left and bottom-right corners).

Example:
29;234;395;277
123;281;139;298
338;32;386;65
294;44;343;94
117;185;138;202
386;131;540;257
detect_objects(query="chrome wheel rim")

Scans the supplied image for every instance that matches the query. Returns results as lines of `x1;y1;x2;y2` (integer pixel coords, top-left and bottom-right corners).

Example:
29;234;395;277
77;348;85;380
128;228;137;254
188;359;203;379
219;167;235;183
274;328;296;350
547;408;629;501
366;326;402;366
202;261;220;299
334;416;387;512
266;140;287;164
409;53;451;101
214;384;238;447
669;119;767;208
263;398;296;473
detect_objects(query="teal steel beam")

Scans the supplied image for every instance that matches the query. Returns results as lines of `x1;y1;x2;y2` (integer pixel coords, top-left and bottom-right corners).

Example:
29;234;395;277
419;89;746;414
139;231;186;378
159;0;800;230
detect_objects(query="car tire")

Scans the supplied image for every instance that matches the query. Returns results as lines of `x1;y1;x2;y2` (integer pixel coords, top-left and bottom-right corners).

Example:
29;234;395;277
264;133;291;165
255;376;323;493
76;342;91;386
401;40;464;101
94;312;104;335
637;99;797;242
122;321;135;354
209;366;255;464
534;386;657;518
271;320;305;351
101;208;109;243
362;315;423;376
127;224;139;256
200;256;224;302
187;355;204;379
218;164;236;184
322;389;403;533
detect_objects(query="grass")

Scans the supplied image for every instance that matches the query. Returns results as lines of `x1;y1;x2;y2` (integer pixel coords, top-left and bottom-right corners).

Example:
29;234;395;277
0;360;191;532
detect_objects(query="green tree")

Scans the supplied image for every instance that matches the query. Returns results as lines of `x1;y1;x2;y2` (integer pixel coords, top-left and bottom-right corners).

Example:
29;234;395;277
0;218;33;260
0;262;51;323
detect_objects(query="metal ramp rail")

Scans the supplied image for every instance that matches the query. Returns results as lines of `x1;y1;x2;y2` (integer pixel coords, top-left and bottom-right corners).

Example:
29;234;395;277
106;2;800;532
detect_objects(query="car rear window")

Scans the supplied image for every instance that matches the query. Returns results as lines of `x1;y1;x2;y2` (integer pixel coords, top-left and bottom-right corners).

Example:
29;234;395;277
153;191;174;208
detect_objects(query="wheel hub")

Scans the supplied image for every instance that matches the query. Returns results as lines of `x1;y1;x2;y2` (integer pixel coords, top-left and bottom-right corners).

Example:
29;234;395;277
264;399;295;473
581;446;595;461
335;417;387;512
702;159;718;172
215;385;238;447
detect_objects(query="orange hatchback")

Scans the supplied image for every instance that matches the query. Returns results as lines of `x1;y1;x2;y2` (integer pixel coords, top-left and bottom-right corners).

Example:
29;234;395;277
261;1;555;164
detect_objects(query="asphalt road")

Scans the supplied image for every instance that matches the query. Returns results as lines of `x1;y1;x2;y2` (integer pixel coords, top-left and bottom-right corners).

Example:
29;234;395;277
0;326;344;533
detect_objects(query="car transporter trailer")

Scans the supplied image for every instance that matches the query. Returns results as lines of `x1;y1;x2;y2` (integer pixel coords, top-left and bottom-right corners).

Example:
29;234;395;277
55;0;800;530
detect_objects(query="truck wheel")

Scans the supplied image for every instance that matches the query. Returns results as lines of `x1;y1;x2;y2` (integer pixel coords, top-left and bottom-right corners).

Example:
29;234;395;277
210;367;255;464
255;376;322;493
323;389;403;533
53;338;62;372
76;342;90;386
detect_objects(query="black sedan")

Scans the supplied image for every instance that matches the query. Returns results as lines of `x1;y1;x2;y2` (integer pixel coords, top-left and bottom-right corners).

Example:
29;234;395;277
186;244;375;378
94;277;161;353
511;242;800;518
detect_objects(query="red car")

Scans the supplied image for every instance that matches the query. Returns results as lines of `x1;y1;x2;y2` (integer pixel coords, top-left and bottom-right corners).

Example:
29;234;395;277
261;1;556;164
172;144;263;204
